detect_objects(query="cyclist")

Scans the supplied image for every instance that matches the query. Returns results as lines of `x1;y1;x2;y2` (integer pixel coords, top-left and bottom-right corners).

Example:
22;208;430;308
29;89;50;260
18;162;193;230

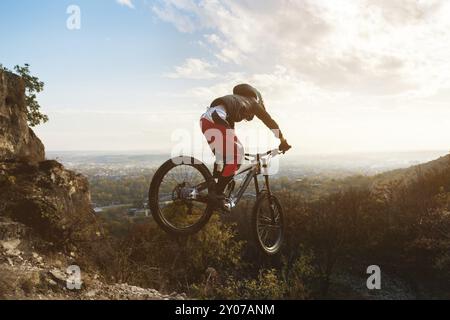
200;84;291;211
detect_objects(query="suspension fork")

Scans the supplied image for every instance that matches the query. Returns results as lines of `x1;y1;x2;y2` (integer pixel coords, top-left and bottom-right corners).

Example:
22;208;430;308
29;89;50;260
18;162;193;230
253;171;272;198
264;175;272;197
263;175;276;223
262;156;272;199
254;175;260;195
256;157;276;222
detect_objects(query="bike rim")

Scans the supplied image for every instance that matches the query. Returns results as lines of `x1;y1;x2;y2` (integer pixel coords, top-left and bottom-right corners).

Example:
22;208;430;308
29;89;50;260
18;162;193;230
256;196;283;253
156;164;209;230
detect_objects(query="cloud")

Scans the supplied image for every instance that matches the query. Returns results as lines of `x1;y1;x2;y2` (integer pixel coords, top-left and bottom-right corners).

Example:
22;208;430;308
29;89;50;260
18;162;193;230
185;66;328;105
366;0;443;25
166;58;217;79
151;0;204;33
116;0;135;9
152;0;450;98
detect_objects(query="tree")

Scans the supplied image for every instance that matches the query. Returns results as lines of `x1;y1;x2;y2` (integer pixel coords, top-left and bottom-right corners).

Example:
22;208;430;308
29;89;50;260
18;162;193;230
0;63;48;127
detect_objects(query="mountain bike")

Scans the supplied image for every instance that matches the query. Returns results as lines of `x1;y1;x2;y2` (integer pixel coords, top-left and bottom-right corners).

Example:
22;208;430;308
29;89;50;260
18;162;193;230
149;149;286;255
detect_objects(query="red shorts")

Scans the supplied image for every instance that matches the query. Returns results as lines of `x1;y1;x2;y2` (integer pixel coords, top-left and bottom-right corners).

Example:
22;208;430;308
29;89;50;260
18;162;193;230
200;117;243;177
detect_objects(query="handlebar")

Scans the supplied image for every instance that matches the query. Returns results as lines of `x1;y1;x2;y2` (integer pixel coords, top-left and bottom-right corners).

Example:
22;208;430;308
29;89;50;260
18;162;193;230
245;148;285;159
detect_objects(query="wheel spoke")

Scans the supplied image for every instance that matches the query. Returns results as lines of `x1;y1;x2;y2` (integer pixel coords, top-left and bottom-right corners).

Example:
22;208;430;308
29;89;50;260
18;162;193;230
256;195;283;253
259;225;269;243
259;216;272;224
156;164;209;230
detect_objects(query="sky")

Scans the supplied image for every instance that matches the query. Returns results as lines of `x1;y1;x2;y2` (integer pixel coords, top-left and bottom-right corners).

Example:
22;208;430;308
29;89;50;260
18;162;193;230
1;0;449;155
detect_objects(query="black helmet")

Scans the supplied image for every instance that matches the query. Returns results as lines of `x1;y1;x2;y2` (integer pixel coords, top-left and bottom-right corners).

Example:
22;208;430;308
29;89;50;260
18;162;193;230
233;84;265;109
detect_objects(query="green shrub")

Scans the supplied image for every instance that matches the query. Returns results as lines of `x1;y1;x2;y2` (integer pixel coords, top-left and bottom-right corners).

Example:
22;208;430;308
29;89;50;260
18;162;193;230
0;63;48;127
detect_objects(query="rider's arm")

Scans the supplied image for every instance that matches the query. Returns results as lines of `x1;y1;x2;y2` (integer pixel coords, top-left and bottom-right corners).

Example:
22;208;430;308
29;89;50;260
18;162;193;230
253;104;284;140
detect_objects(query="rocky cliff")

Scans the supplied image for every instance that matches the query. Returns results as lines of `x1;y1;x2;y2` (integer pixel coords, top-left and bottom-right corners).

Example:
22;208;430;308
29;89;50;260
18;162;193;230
0;69;181;300
0;70;44;163
0;69;102;248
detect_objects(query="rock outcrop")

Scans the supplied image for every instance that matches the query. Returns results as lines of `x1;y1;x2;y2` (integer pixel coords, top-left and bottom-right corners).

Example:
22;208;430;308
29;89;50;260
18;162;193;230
0;69;102;248
0;68;179;300
0;160;102;247
0;70;45;163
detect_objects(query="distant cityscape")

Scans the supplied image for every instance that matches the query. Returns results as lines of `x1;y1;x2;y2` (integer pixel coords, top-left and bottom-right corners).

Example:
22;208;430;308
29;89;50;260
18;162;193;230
46;149;449;215
47;149;449;178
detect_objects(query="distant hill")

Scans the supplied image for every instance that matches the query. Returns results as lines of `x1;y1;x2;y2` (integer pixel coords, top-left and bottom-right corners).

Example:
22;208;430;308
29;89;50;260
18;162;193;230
372;153;450;187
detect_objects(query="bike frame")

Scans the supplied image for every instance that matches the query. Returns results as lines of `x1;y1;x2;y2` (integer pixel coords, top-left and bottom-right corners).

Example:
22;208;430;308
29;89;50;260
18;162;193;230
190;149;281;210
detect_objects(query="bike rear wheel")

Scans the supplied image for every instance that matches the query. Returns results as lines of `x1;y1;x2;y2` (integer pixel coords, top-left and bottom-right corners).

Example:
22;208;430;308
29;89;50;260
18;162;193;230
149;156;215;236
252;191;284;255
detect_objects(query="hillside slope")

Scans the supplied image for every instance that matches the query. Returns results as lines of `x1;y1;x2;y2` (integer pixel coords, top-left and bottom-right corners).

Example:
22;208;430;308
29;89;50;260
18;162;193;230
371;153;450;188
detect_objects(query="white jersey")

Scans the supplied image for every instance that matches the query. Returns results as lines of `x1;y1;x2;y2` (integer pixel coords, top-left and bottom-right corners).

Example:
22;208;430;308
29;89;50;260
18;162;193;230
201;105;227;122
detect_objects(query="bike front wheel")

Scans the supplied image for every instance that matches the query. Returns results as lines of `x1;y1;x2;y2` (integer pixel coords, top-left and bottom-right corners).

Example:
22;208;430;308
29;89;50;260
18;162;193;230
149;156;215;236
252;191;285;255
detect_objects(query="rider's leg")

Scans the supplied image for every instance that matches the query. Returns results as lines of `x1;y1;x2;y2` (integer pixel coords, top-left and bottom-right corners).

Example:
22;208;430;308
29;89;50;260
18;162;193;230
216;175;234;194
200;117;243;212
201;117;242;180
219;126;243;190
216;129;243;210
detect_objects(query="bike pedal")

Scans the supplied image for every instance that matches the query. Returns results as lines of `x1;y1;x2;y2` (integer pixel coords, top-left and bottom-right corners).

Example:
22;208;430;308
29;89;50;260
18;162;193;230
216;200;232;215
